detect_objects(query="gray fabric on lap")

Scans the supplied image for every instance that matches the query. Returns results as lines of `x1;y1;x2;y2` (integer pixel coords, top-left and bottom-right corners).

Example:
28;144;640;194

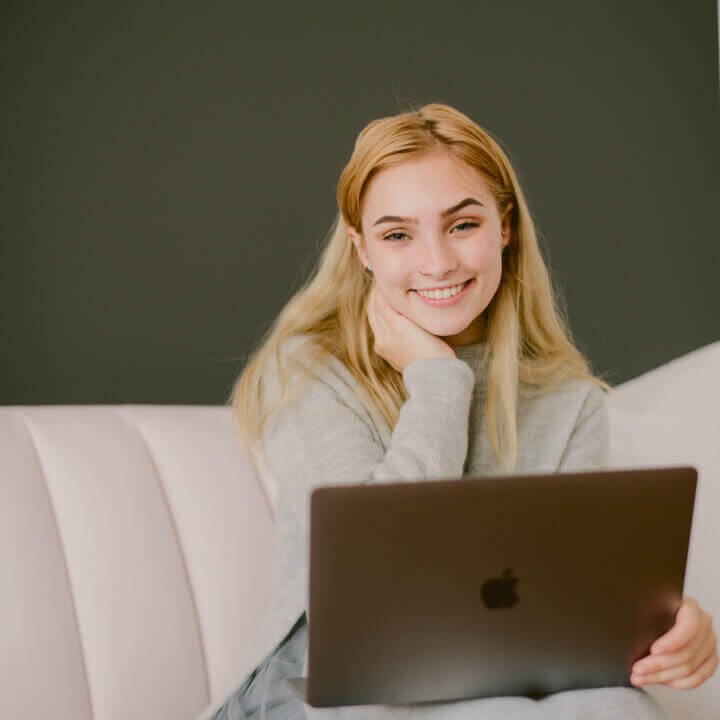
214;614;666;720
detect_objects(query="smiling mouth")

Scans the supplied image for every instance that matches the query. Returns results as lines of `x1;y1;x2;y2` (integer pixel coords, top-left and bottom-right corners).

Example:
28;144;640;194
411;279;472;300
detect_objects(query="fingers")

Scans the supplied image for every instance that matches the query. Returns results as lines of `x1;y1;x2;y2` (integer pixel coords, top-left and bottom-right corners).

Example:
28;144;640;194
632;624;716;686
634;603;709;672
370;285;399;323
368;286;407;337
367;286;388;329
631;598;718;689
366;287;401;371
650;598;701;654
667;653;719;690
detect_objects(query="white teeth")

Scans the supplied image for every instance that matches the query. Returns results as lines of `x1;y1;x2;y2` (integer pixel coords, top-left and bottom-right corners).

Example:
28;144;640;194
416;281;467;300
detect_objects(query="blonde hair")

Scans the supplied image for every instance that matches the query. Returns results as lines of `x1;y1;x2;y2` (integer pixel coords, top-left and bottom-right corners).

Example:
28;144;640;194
229;102;612;473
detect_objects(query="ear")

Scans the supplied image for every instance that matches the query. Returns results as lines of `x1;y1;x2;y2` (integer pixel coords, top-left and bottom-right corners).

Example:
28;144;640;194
348;227;370;267
501;202;514;238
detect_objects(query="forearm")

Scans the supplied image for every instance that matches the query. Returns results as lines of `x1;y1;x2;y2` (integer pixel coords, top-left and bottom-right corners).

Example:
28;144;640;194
373;357;475;482
261;357;475;499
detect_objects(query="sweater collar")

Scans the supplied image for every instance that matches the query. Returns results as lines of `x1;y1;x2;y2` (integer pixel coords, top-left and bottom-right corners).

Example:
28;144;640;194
452;339;489;362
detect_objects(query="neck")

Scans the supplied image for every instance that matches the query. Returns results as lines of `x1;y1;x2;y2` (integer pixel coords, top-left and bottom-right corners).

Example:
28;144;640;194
441;314;487;347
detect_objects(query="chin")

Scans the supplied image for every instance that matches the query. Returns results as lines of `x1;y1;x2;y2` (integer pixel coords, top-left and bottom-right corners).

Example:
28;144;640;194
413;315;475;339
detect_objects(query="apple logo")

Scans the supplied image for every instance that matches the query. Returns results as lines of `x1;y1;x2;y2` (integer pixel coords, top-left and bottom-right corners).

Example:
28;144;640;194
481;567;520;609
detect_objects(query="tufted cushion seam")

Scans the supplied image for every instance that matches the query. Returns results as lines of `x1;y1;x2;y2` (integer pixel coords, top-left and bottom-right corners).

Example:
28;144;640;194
18;411;96;720
114;407;211;708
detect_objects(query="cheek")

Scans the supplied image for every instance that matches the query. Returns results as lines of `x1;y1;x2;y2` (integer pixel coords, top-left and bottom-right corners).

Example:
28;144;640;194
369;249;411;286
464;240;498;270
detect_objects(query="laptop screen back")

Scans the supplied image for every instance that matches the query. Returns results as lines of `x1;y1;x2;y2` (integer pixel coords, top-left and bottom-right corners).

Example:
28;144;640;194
304;466;697;707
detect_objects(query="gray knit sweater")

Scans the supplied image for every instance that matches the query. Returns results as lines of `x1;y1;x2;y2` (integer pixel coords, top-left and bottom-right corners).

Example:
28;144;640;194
246;337;664;719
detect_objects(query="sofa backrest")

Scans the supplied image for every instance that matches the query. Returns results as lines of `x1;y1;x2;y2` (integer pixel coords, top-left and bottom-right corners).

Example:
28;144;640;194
604;341;720;718
0;405;274;720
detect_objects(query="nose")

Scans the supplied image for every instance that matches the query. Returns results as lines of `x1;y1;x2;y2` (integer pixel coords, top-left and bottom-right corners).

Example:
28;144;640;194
418;236;458;278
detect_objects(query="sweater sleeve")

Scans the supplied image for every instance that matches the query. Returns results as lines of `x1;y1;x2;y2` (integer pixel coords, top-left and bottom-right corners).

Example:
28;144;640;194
254;353;477;649
557;384;610;472
260;356;475;504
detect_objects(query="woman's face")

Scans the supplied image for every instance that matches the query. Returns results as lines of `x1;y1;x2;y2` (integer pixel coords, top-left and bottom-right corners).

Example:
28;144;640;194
349;150;512;346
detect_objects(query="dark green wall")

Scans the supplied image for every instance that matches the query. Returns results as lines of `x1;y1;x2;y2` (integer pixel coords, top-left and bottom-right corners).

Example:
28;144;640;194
2;1;718;405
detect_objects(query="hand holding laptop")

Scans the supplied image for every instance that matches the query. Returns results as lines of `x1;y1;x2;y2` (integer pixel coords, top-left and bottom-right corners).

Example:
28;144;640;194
630;596;718;689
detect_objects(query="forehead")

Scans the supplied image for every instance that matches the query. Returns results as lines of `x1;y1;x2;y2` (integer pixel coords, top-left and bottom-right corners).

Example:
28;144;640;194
361;151;493;218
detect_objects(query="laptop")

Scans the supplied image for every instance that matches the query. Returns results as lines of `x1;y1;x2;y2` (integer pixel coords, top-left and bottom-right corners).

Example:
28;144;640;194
288;465;697;708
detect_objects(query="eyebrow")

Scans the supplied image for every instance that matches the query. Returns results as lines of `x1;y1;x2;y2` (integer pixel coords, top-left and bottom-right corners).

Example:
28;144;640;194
372;197;484;226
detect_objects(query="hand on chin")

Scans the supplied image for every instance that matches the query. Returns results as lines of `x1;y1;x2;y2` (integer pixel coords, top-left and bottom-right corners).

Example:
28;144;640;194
367;286;456;372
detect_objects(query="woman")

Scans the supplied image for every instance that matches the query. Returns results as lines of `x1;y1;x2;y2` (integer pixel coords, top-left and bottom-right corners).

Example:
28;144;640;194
216;103;717;719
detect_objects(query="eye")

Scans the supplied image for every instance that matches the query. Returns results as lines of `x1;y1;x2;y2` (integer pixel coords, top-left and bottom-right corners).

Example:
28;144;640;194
381;231;408;242
452;221;478;233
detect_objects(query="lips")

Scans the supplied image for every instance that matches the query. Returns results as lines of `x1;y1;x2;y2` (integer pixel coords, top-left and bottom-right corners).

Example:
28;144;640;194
413;279;471;300
410;278;474;306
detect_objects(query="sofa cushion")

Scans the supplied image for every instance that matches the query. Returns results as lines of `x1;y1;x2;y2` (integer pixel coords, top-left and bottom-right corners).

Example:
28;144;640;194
606;341;720;718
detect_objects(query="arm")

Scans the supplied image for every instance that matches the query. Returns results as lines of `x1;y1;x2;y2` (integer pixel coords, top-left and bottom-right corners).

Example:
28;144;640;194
557;383;609;472
261;354;475;506
261;281;475;503
253;340;475;649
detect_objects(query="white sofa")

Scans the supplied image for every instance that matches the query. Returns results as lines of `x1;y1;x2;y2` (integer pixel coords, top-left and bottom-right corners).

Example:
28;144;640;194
1;341;718;720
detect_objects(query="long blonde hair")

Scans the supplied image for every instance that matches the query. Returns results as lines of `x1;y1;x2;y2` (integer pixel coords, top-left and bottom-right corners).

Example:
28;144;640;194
229;102;612;473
